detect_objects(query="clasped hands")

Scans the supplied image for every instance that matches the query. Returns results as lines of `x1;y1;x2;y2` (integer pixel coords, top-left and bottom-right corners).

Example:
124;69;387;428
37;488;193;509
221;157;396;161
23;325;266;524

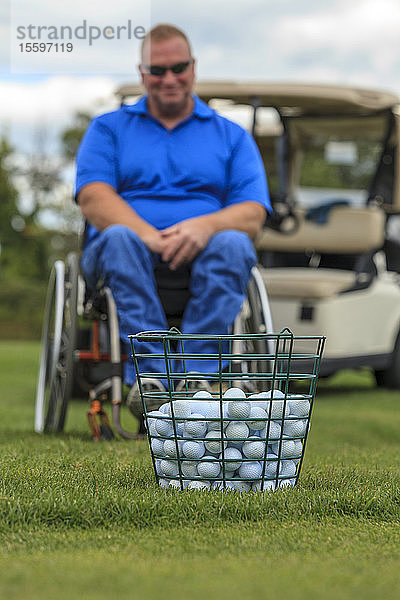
145;216;214;271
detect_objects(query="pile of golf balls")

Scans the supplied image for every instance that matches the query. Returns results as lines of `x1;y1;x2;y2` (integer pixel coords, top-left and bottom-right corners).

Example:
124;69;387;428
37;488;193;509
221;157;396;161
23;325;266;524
146;387;311;493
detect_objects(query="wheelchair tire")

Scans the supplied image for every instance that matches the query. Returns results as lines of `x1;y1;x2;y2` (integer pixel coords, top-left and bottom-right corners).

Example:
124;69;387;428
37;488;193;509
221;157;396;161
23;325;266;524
243;275;270;386
34;253;79;433
233;270;271;391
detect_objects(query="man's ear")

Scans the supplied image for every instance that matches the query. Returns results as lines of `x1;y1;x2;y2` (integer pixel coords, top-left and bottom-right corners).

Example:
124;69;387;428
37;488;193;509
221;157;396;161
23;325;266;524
138;63;145;84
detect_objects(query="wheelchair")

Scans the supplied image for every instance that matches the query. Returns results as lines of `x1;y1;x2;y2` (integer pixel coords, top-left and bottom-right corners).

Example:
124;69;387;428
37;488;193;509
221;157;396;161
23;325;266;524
34;251;274;439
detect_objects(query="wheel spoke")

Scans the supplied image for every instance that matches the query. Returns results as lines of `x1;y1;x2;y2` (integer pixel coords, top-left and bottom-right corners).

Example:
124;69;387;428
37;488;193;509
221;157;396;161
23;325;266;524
35;253;79;434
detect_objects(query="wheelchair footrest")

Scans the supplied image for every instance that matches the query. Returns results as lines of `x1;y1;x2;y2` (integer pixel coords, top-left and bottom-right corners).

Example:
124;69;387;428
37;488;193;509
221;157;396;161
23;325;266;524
88;399;114;441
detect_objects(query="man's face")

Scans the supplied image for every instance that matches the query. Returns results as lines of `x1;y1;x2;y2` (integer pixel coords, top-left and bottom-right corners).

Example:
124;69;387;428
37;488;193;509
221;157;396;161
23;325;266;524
140;36;195;118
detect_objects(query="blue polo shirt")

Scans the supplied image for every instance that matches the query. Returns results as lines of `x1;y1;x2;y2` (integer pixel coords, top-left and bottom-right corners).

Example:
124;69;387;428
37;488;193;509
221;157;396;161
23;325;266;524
75;95;270;244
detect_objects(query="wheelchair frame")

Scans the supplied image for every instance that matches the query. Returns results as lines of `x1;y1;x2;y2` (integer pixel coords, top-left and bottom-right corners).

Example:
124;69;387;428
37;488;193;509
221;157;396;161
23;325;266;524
34;252;274;439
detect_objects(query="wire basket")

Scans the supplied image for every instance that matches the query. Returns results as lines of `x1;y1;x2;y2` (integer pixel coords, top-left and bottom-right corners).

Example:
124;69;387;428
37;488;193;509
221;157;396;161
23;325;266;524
129;329;325;492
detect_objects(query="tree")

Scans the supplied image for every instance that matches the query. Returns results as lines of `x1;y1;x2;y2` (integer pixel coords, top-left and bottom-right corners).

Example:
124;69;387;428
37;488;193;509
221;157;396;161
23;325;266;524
61;111;92;162
0;136;53;337
0;136;28;279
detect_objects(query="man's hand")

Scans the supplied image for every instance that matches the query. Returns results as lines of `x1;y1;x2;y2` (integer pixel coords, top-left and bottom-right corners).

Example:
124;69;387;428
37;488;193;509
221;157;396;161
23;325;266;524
141;229;169;255
159;202;266;270
160;217;214;270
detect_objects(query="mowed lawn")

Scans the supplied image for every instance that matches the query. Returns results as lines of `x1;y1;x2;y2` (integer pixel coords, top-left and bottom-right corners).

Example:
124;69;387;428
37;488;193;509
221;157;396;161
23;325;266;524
1;340;400;600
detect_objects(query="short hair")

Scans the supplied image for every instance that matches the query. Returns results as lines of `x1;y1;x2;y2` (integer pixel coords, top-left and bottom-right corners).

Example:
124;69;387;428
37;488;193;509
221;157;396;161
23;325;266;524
141;24;192;59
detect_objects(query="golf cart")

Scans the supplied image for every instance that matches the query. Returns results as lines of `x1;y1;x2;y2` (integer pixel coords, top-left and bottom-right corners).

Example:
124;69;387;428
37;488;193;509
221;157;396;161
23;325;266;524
117;81;400;388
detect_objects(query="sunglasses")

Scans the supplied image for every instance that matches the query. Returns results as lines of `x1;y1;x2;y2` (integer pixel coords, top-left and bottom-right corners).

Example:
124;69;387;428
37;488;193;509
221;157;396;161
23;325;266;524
142;59;193;77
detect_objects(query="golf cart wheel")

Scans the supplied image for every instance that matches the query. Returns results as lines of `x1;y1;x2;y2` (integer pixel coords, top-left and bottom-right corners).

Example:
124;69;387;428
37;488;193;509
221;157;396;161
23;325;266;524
34;254;79;433
374;329;400;389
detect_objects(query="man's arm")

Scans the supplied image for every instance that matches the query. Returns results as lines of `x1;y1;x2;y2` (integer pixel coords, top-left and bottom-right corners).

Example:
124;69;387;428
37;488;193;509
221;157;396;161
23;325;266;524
161;201;266;270
198;201;266;239
77;182;165;254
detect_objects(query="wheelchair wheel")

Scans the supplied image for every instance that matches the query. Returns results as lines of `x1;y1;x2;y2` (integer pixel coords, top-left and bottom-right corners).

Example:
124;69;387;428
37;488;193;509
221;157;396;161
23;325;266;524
34;253;79;433
233;267;273;390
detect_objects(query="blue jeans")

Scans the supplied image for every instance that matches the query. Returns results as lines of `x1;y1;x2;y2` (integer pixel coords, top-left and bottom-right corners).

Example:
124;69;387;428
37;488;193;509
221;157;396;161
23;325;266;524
81;225;257;384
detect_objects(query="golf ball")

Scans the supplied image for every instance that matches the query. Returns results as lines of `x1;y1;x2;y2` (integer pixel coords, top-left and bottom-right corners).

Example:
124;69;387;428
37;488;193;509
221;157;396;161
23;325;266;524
282;418;307;439
181;460;199;477
264;453;279;478
197;457;221;478
230;480;252;492
182;440;205;459
219;447;243;471
204;431;227;454
227;403;251;420
151;438;166;457
278;478;295;489
155;417;174;437
289;398;310;418
238;461;262;480
247;406;268;430
147;410;164;436
252;480;276;492
207;408;228;431
192;390;213;399
293;440;303;458
160;459;179;477
279;459;297;478
242;437;266;459
184;413;207;438
273;439;297;459
225;421;249;441
224;388;249;419
247;393;270;411
212;480;236;491
189;401;211;417
259;421;281;441
163;439;183;458
223;387;246;399
265;389;285;399
187;480;211;490
269;400;290;419
168;400;192;419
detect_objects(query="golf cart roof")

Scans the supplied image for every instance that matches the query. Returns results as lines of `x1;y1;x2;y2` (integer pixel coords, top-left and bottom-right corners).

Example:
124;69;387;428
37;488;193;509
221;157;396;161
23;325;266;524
116;81;400;115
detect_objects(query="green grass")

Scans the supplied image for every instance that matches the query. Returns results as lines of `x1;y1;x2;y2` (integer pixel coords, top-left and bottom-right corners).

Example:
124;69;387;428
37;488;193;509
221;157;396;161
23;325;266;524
1;341;400;599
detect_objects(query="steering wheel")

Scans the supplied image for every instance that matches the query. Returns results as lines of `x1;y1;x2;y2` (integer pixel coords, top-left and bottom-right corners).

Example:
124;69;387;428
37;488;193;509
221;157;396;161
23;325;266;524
266;201;300;235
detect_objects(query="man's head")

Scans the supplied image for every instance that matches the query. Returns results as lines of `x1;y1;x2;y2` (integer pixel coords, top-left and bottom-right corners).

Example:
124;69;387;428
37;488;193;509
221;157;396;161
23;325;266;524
139;24;195;120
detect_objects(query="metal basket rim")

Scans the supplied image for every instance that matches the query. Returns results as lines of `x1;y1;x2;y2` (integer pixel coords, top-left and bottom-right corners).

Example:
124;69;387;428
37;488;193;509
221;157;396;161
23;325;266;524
129;327;326;343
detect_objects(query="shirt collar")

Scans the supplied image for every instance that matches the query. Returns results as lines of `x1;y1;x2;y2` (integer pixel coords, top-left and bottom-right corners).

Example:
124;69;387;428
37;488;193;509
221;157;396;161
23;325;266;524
123;94;214;119
192;95;214;119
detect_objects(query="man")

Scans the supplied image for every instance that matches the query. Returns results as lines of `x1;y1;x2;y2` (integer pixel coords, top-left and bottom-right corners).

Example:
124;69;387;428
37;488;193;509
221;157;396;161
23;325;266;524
75;24;271;420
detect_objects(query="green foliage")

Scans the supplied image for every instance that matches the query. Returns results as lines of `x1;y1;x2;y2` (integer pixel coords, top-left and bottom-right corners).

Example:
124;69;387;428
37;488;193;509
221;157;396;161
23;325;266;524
0;138;21;268
0;133;81;338
0;137;47;338
61;111;91;161
299;140;382;190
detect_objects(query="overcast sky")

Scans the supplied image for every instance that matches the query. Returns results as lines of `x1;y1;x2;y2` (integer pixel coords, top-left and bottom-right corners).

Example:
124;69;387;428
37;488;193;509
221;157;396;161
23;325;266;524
1;0;400;152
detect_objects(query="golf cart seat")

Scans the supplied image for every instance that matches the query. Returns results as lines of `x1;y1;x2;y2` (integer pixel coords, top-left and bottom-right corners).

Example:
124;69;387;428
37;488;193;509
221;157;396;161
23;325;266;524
257;204;385;257
261;268;356;300
256;203;386;300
